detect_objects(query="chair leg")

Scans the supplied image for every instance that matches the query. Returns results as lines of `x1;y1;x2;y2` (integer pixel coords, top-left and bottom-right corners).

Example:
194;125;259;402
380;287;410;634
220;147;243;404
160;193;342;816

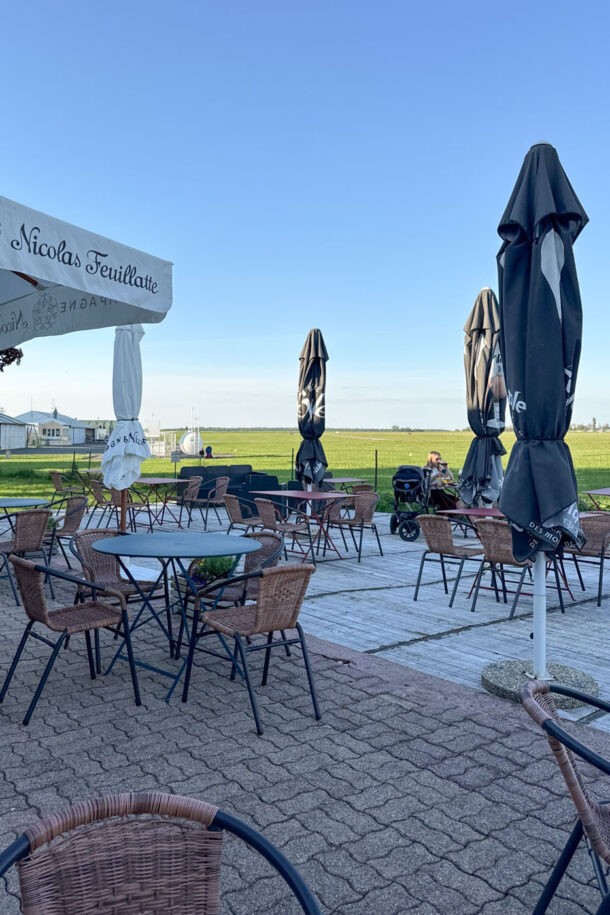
413;551;429;601
449;558;467;607
372;523;383;557
357;524;364;563
439;555;449;594
509;567;529;619
533;818;583;915
297;622;321;721
261;631;274;686
551;558;565;613
235;634;264;735
119;610;141;707
598;554;605;607
470;562;487;612
0;553;20;605
85;630;96;679
23;631;68;726
0;622;34;703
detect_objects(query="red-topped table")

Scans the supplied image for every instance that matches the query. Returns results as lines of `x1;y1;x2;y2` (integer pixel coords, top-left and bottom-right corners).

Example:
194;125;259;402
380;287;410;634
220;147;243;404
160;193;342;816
252;489;348;558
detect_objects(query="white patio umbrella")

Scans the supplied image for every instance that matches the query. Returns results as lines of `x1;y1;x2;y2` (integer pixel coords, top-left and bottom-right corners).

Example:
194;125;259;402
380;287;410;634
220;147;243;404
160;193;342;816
0;195;172;531
101;325;150;530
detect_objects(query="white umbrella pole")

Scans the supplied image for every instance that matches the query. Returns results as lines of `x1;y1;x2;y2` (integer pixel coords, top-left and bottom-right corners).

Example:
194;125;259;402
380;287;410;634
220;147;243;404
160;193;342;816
533;552;549;679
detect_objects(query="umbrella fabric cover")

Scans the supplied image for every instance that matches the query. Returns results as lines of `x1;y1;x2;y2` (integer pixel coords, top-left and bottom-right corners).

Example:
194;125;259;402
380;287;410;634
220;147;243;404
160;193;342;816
497;143;587;561
0;195;172;349
459;288;507;507
102;325;151;490
295;328;328;485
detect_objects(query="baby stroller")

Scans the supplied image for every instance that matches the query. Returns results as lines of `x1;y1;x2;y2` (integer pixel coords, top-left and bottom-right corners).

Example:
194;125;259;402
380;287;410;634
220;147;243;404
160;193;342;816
389;465;431;541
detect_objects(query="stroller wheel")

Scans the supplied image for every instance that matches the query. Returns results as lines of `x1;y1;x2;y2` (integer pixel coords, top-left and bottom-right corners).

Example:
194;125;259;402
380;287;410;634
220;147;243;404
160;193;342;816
389;514;399;535
398;519;420;542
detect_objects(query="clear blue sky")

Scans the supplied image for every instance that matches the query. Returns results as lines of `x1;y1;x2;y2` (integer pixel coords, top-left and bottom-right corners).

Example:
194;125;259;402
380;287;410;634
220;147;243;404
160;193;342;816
1;0;608;430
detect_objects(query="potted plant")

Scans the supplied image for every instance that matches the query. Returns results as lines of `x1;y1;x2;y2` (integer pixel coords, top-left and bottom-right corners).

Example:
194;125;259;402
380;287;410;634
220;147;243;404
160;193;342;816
187;555;236;588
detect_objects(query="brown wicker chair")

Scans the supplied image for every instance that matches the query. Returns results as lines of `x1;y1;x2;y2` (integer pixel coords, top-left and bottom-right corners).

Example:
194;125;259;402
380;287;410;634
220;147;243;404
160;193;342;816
172;475;203;527
326;491;383;563
472;518;566;617
0;556;140;725
521;680;610;913
0;508;52;604
413;514;483;605
184;475;230;529
85;479;114;528
563;512;610;606
0;791;321;914
470;518;533;616
43;495;88;569
224;493;264;534
254;497;315;563
70;529;164;605
183;564;319;734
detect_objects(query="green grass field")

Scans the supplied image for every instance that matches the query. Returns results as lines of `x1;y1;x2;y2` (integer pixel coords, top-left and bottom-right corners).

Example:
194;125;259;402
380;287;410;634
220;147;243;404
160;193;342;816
2;429;608;513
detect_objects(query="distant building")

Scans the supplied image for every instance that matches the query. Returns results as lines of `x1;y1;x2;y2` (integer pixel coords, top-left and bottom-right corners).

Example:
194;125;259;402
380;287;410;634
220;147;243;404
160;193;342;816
0;413;28;450
15;408;95;446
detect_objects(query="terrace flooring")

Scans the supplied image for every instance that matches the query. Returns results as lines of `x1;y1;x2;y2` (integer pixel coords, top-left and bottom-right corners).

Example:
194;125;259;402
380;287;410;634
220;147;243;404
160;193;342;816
0;504;608;912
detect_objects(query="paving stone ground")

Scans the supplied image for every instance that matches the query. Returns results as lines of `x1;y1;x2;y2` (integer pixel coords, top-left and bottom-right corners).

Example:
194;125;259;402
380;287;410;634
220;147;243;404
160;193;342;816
0;515;607;912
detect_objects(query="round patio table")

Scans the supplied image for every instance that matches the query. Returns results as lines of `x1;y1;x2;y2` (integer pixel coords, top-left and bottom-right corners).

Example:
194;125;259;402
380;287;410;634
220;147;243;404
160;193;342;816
93;532;261;701
0;497;50;532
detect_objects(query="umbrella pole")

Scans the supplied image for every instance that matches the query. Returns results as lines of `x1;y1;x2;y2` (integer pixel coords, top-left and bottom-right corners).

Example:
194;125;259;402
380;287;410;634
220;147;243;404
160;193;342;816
533;552;549;679
120;489;127;534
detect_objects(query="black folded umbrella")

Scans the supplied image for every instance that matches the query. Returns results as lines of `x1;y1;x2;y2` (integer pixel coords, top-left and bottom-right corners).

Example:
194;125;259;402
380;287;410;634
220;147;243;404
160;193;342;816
295;329;328;486
459;288;506;507
497;143;588;678
497;143;587;561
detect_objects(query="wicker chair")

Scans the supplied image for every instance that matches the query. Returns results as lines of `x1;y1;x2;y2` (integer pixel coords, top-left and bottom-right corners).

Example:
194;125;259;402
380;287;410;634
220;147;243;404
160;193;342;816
521;680;610;914
186;531;284;609
472;519;566;617
70;529;164;606
0;508;51;604
0;557;140;725
224;493;264;535
183;475;230;529
85;479;114;528
172;475;203;527
183;564;319;735
43;495;88;569
326;491;383;563
0;791;321;914
254;497;315;563
563;512;610;606
413;514;484;605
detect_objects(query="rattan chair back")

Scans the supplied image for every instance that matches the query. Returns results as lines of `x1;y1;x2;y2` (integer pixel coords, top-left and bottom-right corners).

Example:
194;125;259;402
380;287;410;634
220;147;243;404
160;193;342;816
352;491;380;523
254;497;281;530
566;513;610;557
181;475;203;503
0;790;321;914
209;476;230;503
417;514;456;554
10;556;52;626
249;564;314;633
522;679;610;865
12;510;51;553
54;496;88;537
224;493;256;526
90;480;109;507
474;518;531;567
71;529;124;587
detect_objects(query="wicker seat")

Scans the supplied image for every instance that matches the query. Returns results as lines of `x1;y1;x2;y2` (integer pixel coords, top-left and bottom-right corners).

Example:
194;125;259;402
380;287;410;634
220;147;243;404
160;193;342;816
0;556;140;725
184;475;230;529
326;491;383;563
184;564;319;735
43;495;88;569
224;493;264;534
0;791;321;913
413;514;483;605
0;508;51;604
563;512;610;606
521;680;610;913
254;497;315;563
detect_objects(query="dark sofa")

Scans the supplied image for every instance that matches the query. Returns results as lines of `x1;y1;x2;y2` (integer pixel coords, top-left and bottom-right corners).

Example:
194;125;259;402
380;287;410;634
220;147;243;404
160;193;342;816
178;464;282;502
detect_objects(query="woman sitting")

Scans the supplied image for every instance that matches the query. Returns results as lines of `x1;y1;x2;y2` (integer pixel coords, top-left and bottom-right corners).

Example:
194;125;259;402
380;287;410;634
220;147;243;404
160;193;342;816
424;450;458;511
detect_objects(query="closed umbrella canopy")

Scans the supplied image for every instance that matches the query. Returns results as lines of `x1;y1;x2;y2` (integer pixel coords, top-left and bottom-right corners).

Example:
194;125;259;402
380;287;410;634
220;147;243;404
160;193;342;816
497;143;587;679
459;288;506;507
295;329;328;486
0;195;171;347
102;325;150;491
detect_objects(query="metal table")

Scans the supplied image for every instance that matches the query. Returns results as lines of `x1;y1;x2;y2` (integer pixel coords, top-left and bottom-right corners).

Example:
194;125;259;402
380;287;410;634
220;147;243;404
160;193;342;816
93;532;260;700
0;497;50;532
